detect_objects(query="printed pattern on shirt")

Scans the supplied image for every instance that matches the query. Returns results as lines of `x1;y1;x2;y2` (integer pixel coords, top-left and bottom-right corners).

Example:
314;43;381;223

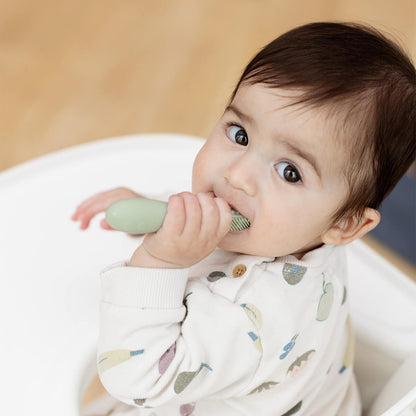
282;263;307;285
97;246;359;415
174;363;213;394
241;303;263;353
98;348;144;375
317;273;334;321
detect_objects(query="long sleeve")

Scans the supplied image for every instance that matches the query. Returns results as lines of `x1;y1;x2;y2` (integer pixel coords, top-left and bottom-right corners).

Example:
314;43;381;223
98;259;264;409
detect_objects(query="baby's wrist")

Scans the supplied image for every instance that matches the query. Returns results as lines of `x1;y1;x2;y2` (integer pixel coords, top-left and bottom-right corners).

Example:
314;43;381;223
128;246;185;269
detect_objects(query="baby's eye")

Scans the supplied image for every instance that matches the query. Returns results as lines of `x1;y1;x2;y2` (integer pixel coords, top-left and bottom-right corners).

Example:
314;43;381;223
275;162;302;183
227;125;248;146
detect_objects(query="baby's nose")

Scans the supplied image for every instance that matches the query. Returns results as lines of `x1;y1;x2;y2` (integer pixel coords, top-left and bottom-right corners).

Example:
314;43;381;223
224;155;257;196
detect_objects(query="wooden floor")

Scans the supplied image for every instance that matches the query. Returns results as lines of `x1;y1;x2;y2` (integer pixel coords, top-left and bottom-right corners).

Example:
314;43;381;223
1;0;415;279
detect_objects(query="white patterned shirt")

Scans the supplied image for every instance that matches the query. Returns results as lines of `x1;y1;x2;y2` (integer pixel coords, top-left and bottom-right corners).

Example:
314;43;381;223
98;244;361;416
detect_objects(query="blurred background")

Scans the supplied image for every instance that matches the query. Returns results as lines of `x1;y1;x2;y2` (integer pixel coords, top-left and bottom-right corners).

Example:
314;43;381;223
0;0;414;277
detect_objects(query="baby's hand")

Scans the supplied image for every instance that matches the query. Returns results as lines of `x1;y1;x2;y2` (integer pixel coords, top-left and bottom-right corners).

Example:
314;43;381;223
128;192;232;268
72;187;143;230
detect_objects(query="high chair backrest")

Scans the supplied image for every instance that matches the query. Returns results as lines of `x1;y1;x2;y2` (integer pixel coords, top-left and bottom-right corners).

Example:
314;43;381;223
346;240;416;415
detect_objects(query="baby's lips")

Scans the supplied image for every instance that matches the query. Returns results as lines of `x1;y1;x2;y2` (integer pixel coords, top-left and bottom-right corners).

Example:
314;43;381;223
211;192;230;204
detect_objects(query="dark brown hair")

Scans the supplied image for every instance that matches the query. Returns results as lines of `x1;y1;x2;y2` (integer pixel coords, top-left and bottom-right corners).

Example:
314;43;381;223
232;22;416;223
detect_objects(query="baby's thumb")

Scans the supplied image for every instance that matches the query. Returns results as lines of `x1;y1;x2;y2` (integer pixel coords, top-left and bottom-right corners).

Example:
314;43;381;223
100;218;115;230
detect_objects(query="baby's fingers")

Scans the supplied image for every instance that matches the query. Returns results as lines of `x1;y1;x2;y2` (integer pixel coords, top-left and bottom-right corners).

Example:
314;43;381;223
73;201;105;229
72;190;110;217
72;194;107;226
71;197;95;221
182;192;203;236
72;188;141;230
99;218;115;230
196;193;232;243
162;193;187;235
214;197;233;238
196;193;221;234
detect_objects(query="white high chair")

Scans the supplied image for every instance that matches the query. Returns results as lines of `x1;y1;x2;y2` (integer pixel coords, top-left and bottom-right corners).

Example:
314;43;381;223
0;134;415;416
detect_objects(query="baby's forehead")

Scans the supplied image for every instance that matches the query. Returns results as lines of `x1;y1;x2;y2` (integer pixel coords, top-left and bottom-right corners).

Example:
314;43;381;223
277;89;365;152
233;83;363;155
296;110;355;182
287;97;362;178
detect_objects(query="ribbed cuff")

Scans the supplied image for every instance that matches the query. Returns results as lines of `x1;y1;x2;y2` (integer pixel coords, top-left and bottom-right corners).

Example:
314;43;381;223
101;263;189;309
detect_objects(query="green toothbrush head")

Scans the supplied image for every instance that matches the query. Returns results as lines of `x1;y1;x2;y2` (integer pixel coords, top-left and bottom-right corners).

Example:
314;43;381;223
230;208;251;232
105;198;250;234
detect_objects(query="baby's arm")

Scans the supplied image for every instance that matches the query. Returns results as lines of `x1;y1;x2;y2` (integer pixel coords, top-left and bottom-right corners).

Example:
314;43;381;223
128;192;232;268
98;192;260;407
98;265;263;408
72;187;143;230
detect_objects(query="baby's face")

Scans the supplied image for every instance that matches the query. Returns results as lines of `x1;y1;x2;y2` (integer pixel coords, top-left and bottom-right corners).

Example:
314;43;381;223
192;83;350;258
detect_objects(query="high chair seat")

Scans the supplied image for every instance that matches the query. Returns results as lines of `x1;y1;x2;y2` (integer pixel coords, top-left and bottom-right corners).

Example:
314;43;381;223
0;134;415;415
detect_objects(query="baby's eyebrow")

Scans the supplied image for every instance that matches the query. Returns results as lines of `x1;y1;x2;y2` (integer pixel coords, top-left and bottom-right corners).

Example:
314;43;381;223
224;105;255;125
281;140;321;179
225;104;321;179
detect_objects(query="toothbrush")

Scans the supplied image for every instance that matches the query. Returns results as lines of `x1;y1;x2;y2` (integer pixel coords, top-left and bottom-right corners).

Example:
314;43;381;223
105;197;250;234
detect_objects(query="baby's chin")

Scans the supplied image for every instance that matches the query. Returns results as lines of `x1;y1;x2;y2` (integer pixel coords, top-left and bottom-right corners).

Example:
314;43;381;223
217;233;274;258
217;233;249;255
218;232;324;259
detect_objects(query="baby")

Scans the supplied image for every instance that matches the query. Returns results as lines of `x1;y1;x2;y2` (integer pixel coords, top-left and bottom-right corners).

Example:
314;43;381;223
73;22;416;416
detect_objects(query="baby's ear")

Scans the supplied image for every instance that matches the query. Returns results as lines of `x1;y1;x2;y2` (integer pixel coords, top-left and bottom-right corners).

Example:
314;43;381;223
321;208;380;246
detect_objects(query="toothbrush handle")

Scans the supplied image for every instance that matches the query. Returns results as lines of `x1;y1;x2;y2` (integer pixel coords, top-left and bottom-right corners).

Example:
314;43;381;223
106;198;168;234
105;197;250;234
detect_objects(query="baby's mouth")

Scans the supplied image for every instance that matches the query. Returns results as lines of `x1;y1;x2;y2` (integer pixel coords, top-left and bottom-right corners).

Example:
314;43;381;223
212;192;250;226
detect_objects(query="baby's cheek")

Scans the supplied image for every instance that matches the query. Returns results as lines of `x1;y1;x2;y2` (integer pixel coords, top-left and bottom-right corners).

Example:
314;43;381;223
191;153;209;192
193;170;218;197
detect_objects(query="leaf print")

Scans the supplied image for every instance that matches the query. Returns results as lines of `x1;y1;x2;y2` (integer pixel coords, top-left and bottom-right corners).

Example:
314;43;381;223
207;271;226;282
287;350;315;376
341;286;347;305
282;264;307;285
248;331;263;353
174;363;213;394
98;348;144;375
159;342;176;374
339;316;354;373
180;403;196;416
241;303;263;329
281;400;302;415
279;334;298;360
249;381;279;394
317;273;334;321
